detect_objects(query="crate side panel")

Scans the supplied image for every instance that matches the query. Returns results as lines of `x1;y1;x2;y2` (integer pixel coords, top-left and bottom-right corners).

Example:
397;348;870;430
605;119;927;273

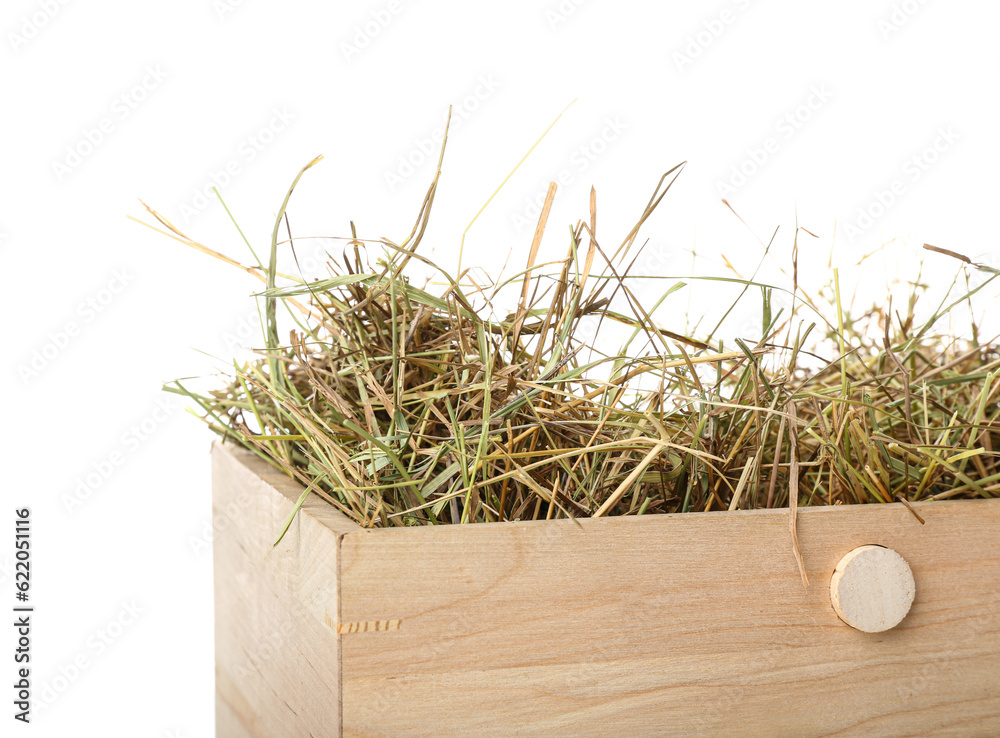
340;500;1000;737
213;443;353;738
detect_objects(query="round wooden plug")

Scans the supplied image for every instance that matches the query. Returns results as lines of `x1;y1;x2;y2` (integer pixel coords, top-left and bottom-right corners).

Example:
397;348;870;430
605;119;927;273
830;545;915;633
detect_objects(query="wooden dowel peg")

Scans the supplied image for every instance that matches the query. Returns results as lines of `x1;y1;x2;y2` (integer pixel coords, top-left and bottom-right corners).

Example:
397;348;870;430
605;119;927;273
830;545;915;633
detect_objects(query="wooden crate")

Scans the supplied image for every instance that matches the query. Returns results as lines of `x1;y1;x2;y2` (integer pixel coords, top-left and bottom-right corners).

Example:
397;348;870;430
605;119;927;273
212;441;1000;737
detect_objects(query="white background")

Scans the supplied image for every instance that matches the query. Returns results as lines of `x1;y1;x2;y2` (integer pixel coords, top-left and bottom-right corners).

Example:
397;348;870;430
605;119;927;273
3;0;998;735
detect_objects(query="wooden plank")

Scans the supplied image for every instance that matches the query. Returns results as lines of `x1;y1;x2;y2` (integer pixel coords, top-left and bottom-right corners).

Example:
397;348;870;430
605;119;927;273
214;441;1000;735
212;442;359;737
339;499;1000;736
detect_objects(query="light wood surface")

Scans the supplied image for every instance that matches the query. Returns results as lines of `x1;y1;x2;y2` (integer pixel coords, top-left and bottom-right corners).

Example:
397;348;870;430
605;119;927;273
214;442;1000;737
830;545;916;632
339;502;1000;736
213;442;358;737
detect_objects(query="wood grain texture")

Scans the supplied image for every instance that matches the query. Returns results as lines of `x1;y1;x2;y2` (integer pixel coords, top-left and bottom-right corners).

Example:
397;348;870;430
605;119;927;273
339;501;1000;737
212;442;359;738
213;442;1000;737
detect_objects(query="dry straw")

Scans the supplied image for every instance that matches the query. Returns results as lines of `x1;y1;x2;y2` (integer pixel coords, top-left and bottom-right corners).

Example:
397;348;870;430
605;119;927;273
134;123;1000;549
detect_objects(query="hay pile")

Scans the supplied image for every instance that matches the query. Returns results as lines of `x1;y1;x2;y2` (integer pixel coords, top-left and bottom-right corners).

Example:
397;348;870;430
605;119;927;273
136;148;1000;539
